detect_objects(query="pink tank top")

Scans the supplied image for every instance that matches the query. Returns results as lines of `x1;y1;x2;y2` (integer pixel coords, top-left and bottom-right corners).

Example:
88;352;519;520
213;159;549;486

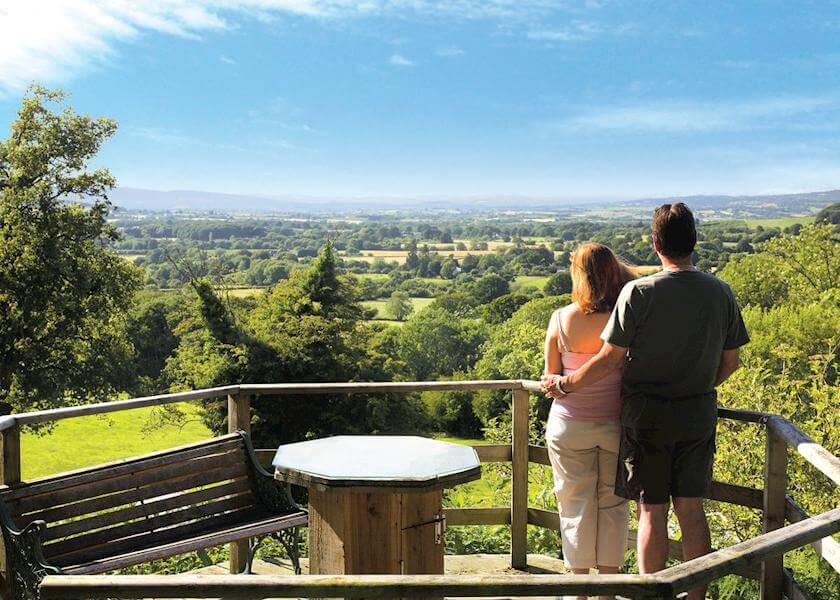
549;309;623;422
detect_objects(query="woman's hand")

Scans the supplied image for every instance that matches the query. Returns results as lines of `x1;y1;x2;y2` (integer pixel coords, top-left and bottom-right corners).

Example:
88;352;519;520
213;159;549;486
540;373;568;399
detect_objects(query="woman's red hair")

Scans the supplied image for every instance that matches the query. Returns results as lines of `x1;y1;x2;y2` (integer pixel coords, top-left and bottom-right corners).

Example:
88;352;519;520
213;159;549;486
570;243;637;314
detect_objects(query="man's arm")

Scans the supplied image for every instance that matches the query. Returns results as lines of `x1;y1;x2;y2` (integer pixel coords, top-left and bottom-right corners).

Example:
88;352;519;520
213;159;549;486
559;342;626;393
715;348;740;386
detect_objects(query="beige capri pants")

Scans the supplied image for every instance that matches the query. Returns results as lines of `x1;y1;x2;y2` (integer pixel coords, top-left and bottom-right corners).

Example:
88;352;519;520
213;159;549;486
545;414;629;569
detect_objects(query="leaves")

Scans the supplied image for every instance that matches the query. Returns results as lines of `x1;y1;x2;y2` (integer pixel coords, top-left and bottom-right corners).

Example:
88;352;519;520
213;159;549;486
0;87;141;413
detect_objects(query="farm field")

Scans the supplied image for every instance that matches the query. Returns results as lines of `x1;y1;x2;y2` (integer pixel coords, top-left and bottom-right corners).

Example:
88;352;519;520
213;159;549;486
743;215;815;228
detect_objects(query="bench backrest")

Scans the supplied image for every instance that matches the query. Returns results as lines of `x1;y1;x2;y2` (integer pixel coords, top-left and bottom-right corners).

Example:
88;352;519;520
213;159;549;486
0;433;260;568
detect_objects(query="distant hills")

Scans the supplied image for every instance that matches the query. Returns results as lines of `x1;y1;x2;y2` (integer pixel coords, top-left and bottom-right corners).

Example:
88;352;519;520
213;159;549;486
108;187;840;219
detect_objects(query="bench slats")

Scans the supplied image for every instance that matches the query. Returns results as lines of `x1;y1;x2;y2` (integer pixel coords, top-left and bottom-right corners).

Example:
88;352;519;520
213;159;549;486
43;478;253;542
61;511;308;575
0;433;307;583
2;434;244;502
51;504;263;568
44;491;257;561
21;467;249;525
9;450;246;516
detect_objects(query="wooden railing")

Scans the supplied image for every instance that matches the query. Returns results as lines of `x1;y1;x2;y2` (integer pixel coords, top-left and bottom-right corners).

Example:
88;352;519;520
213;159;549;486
0;380;836;599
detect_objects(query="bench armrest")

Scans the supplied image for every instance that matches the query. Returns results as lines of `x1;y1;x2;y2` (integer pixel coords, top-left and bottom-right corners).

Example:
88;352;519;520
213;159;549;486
235;430;307;515
0;500;60;600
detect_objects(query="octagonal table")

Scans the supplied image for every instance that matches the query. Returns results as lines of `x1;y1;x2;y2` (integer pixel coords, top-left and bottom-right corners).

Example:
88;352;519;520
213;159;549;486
272;435;481;581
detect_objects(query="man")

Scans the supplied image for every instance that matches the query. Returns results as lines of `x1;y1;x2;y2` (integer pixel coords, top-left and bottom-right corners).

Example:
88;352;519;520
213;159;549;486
541;203;749;600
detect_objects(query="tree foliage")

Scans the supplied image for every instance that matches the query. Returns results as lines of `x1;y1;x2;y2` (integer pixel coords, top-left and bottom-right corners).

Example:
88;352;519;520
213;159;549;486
720;224;838;308
0;87;141;412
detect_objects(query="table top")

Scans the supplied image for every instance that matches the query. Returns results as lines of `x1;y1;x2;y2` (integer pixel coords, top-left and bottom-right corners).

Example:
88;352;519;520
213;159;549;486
272;435;481;491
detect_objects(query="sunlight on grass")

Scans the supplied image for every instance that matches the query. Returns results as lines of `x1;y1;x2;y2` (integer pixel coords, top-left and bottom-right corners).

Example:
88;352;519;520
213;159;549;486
21;403;211;480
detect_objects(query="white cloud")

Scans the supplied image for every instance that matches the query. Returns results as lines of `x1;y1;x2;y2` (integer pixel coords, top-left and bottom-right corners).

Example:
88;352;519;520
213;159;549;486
126;126;195;145
435;46;464;57
219;55;237;64
528;20;603;42
536;96;840;134
388;54;415;67
0;1;596;93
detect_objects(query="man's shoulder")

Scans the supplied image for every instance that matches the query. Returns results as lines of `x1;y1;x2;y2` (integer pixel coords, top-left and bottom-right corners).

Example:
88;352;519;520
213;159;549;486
622;272;664;293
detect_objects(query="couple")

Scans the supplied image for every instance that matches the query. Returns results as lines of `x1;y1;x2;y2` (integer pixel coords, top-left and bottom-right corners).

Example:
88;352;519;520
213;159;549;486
541;203;749;600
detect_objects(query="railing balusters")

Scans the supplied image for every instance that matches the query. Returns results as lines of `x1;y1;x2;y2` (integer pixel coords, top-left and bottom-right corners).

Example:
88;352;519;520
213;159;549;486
761;420;788;599
510;389;529;569
0;423;20;599
227;392;252;574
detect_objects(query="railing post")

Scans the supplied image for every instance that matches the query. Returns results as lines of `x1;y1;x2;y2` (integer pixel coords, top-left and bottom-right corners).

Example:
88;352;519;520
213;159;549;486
510;389;529;569
228;393;252;574
761;420;787;599
0;417;20;600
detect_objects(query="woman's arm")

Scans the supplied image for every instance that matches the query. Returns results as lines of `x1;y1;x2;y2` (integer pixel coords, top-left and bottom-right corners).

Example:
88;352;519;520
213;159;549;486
544;312;563;375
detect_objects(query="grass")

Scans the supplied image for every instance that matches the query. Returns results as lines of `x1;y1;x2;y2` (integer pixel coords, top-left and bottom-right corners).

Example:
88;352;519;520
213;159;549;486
224;287;266;298
21;403;211;480
512;275;549;290
743;216;814;228
361;297;435;320
435;436;485;446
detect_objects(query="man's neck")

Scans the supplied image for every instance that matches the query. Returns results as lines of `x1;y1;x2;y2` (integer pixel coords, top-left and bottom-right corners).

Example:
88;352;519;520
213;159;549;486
659;255;695;272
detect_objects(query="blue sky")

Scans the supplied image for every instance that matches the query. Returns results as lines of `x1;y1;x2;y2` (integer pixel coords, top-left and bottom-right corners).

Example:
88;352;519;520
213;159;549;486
2;1;840;199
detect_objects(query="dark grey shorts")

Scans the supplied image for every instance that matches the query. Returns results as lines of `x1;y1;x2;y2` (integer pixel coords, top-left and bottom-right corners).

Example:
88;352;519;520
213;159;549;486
614;426;716;504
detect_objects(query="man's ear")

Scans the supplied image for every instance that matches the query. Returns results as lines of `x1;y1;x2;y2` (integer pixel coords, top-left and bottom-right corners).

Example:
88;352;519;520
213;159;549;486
652;236;660;255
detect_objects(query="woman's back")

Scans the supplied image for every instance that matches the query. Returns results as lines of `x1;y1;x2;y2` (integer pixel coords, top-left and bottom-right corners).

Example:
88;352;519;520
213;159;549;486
551;304;623;421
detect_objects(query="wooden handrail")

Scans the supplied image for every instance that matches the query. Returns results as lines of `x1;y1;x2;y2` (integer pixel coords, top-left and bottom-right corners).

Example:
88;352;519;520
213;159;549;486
39;572;674;599
0;378;837;598
659;507;840;594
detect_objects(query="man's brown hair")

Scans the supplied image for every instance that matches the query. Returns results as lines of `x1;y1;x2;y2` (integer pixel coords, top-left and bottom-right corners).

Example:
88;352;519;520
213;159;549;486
652;202;697;259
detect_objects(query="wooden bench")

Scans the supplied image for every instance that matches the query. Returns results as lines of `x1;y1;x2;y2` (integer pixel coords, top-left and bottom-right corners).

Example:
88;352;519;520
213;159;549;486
0;431;307;599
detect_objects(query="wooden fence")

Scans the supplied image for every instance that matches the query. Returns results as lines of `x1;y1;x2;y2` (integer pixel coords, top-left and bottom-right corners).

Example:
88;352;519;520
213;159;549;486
0;380;836;598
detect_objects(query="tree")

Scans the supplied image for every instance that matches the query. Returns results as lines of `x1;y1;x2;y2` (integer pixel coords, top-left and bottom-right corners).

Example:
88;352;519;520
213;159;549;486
544;271;572;296
387;291;414;321
469;273;510;305
166;243;427;446
0;87;142;412
125;297;179;393
720;224;838;308
440;258;459;279
815;202;840;225
472;295;569;426
397;307;488;380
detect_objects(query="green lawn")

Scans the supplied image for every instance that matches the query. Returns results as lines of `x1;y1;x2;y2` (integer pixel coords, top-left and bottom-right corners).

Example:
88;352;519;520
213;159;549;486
21;403;211;480
361;297;435;320
512;275;549;290
743;216;814;228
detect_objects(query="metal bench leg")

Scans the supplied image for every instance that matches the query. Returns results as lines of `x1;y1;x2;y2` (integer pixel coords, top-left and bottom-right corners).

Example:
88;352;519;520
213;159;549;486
242;536;264;575
275;527;303;575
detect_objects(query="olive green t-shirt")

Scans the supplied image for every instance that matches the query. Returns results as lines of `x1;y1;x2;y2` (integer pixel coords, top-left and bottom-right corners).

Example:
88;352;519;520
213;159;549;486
601;269;750;433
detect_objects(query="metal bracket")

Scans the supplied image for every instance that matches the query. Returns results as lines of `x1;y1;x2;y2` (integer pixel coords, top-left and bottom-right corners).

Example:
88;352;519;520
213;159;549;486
402;513;447;545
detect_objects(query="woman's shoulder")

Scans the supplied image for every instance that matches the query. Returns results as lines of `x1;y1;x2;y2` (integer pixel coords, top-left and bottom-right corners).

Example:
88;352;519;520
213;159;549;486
552;303;579;322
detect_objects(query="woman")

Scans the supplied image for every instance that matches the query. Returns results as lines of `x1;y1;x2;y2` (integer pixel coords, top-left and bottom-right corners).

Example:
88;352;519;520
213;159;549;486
541;243;636;599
